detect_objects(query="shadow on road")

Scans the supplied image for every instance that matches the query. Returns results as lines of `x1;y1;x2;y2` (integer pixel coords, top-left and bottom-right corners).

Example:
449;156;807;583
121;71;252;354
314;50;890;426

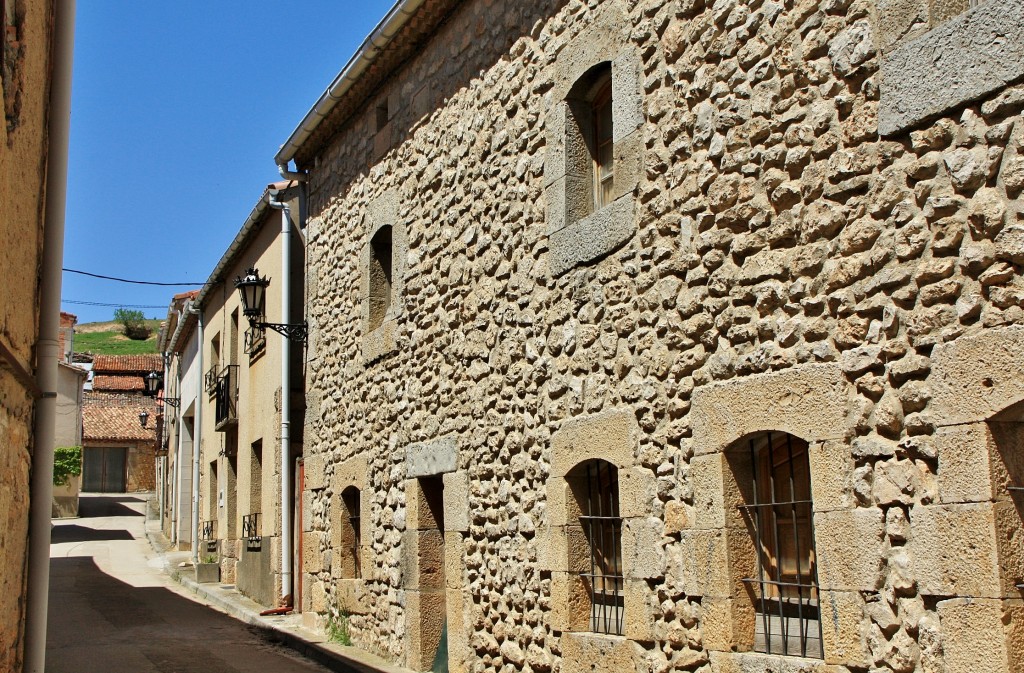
78;496;145;519
50;524;134;544
47;556;321;673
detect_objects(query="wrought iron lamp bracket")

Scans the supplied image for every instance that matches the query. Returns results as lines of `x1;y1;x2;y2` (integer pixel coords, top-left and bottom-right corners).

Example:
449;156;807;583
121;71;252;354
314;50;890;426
163;397;181;409
252;320;308;343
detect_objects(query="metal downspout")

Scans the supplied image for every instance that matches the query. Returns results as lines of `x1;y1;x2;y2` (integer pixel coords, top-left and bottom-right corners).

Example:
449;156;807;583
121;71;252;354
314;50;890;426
25;2;77;671
268;195;294;605
191;309;204;565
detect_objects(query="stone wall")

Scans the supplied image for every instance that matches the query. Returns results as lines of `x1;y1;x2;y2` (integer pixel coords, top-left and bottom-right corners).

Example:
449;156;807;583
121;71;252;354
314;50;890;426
300;0;1024;672
0;0;53;670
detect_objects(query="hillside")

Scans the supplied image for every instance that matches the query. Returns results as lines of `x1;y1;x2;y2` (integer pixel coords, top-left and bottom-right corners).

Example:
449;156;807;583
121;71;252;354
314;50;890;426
73;319;163;355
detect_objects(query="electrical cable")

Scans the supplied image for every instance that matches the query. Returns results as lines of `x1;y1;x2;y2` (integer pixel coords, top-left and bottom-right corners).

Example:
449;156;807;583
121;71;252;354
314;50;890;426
62;267;201;286
62;300;167;309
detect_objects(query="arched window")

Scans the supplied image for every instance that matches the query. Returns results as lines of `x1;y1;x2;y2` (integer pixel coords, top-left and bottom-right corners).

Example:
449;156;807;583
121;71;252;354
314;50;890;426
367;225;393;332
736;432;821;658
340;486;361;579
567;459;623;635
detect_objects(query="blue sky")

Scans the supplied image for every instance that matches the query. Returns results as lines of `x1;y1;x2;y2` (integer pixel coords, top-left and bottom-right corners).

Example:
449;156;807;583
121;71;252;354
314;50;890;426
61;1;395;324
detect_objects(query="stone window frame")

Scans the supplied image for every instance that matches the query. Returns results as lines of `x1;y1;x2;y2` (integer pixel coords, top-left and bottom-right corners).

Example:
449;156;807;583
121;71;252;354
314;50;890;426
689;364;878;670
878;0;1024;136
402;437;472;673
544;0;643;277
922;325;1024;673
360;190;406;362
330;455;372;615
543;408;661;649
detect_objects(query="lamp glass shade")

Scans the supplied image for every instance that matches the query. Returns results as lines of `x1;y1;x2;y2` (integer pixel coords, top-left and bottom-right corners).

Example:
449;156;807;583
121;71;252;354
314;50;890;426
235;267;269;320
138;410;149;428
144;371;161;396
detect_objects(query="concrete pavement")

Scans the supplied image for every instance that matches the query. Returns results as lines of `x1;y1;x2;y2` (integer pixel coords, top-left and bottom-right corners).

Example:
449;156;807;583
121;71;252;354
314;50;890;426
47;494;402;673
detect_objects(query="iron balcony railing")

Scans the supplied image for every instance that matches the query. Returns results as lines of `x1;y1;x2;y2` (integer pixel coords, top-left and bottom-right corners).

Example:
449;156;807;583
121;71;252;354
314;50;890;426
214;365;239;431
204;363;220;396
242;513;261;541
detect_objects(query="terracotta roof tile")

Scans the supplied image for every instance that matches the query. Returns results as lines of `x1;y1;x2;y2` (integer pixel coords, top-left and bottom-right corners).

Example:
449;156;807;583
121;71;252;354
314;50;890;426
92;375;146;391
83;401;158;443
92;354;163;374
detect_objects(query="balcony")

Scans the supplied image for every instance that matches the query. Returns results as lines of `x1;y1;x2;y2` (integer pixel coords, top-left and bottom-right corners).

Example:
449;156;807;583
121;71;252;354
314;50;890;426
213;365;238;432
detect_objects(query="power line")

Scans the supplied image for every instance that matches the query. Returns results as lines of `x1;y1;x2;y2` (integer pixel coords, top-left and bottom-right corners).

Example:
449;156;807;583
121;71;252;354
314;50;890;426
63;267;201;287
63;300;167;309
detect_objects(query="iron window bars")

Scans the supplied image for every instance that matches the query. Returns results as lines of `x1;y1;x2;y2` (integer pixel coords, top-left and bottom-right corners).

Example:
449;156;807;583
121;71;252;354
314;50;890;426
200;519;216;541
578;460;624;636
242;512;261;541
738;432;823;658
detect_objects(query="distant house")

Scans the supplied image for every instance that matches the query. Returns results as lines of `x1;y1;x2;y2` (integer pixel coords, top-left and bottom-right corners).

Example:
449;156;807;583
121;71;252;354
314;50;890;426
52;312;88;517
80;354;161;493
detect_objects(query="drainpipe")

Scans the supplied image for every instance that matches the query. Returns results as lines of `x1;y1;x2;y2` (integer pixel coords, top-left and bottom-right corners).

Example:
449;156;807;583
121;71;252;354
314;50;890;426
25;2;76;672
268;192;295;605
277;161;308;183
191;307;204;565
172;354;184;544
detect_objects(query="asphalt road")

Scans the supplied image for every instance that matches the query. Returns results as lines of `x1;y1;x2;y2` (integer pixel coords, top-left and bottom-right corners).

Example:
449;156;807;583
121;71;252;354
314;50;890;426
46;494;333;673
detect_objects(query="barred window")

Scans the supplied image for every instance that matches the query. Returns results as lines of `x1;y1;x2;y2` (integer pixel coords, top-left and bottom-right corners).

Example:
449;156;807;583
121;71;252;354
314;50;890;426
740;432;822;658
570;459;623;635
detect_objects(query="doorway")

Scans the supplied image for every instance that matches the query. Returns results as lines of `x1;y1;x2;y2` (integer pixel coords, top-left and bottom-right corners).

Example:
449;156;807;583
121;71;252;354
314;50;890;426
82;446;127;493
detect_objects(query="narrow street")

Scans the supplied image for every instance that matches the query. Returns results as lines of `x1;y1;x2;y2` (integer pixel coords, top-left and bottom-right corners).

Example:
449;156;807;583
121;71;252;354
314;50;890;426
46;494;333;673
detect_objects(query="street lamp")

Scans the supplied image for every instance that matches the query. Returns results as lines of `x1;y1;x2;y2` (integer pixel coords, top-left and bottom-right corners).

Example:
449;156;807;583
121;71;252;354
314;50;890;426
143;370;161;396
138;409;149;428
234;266;307;342
143;370;180;407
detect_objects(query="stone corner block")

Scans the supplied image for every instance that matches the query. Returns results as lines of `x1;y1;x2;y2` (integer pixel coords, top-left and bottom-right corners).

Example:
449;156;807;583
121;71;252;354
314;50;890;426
814;508;885;592
691;363;849;456
930;324;1024;426
910;502;1002;597
442;470;470;532
622;516;665;580
303;453;326;491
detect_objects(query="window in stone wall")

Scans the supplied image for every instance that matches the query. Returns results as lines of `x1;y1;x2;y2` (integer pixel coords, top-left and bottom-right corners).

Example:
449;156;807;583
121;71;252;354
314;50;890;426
590;67;614;210
367;224;393;333
340;485;362;579
568;459;624;635
735;432;822;658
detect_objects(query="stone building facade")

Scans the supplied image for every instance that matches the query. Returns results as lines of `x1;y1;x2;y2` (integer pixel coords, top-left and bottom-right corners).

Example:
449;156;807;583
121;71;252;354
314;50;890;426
0;0;63;669
284;1;1024;672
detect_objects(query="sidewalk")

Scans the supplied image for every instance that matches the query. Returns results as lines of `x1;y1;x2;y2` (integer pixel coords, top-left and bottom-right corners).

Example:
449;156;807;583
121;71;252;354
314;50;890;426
144;518;407;673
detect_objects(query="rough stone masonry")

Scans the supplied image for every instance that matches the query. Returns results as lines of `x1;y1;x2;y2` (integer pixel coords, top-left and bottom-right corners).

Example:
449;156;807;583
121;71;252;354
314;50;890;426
293;0;1024;672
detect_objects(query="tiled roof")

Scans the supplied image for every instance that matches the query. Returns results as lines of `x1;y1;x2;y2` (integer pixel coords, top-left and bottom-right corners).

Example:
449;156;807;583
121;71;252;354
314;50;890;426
92;375;145;391
83;401;158;443
92;354;163;375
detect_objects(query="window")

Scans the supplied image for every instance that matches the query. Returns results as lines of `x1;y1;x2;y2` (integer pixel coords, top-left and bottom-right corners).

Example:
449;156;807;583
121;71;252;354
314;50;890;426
590;71;614;211
738;432;822;658
368;225;393;332
340;486;362;579
569;459;623;635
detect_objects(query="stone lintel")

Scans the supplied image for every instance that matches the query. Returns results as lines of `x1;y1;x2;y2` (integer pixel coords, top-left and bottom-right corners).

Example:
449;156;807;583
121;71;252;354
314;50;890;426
406;436;458;478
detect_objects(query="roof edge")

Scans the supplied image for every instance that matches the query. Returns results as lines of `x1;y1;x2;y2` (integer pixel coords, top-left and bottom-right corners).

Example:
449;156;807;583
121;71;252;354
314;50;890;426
274;0;428;168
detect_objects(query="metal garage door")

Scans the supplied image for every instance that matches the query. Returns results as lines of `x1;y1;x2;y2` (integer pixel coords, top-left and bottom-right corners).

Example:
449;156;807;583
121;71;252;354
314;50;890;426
82;446;127;493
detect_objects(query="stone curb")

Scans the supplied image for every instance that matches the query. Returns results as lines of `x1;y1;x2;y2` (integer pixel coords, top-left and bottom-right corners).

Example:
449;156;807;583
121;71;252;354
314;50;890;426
143;525;405;673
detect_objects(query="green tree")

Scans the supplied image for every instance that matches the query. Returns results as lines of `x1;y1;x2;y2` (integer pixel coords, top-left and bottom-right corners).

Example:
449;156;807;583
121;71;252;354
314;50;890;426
114;307;151;340
53;446;82;486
